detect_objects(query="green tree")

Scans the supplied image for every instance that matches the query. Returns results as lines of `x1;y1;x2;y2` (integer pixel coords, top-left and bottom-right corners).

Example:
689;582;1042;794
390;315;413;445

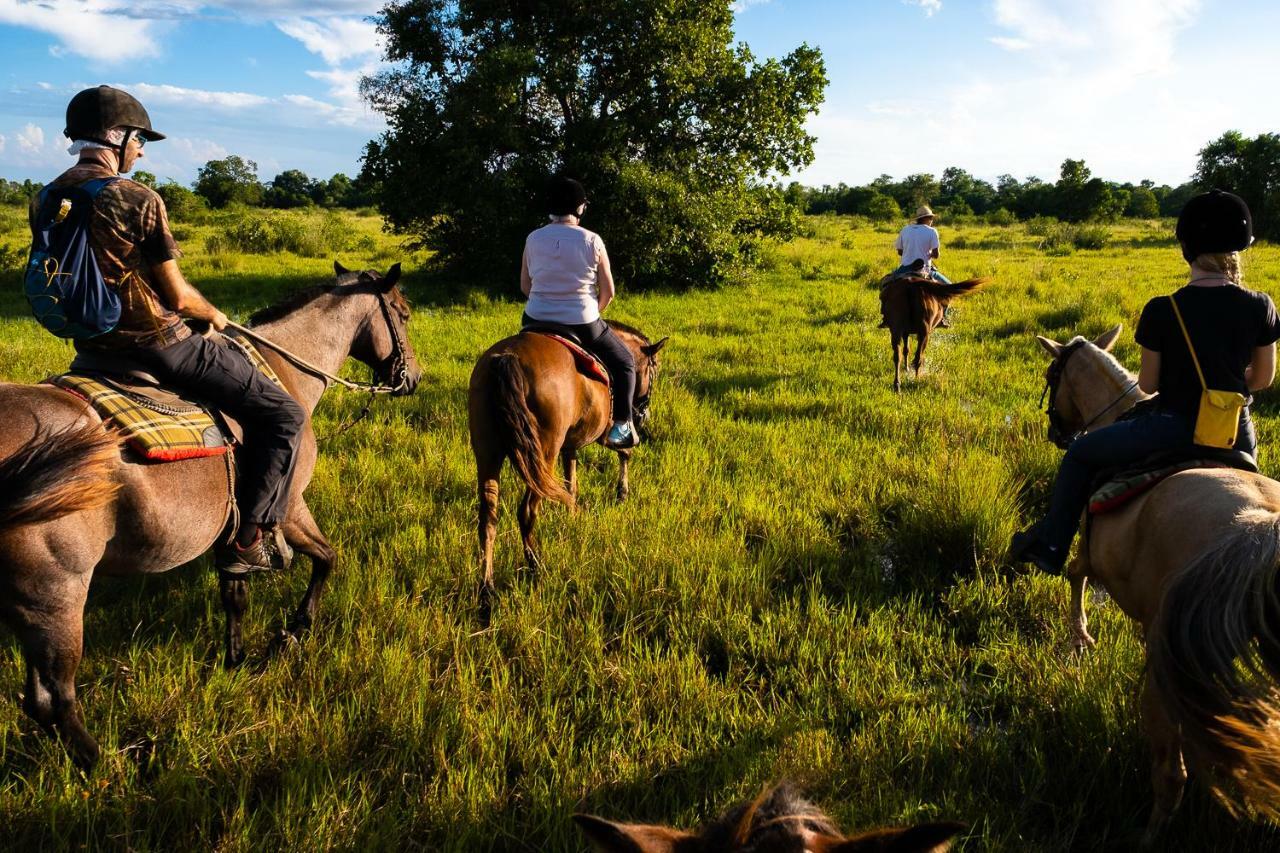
131;171;158;189
194;156;263;208
1125;184;1160;218
1195;130;1280;241
156;181;206;221
264;169;317;208
361;0;826;289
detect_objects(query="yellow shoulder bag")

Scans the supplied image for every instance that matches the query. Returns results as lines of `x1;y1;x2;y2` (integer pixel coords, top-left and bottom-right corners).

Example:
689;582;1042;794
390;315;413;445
1169;294;1247;449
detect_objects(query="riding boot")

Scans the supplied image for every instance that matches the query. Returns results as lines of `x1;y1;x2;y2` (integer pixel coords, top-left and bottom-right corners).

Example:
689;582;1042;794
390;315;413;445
1009;527;1065;575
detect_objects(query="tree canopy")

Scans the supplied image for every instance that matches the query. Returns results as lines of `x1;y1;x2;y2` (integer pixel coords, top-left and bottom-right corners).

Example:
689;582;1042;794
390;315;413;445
361;0;827;289
194;156;264;208
1196;130;1280;242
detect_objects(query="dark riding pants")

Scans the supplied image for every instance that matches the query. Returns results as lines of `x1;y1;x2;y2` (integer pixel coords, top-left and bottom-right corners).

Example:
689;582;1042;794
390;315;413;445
135;335;306;525
1039;408;1257;555
521;313;636;423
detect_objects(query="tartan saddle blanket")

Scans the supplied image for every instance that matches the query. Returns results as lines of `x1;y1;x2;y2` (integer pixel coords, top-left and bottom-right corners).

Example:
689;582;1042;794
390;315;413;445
524;330;610;385
47;334;283;462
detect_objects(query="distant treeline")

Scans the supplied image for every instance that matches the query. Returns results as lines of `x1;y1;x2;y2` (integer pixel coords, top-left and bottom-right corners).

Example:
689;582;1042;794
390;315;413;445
789;131;1280;243
0;155;378;221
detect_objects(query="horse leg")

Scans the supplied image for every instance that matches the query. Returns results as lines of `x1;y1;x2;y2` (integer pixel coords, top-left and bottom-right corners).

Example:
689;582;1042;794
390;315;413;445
518;487;543;571
9;582;99;769
268;501;336;653
615;448;632;501
561;446;578;505
476;455;502;620
892;333;903;393
1140;671;1187;848
1068;567;1096;653
219;576;249;669
914;330;929;378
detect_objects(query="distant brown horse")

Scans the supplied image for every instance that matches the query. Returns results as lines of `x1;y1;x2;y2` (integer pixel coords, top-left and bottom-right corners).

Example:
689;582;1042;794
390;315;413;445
0;263;420;769
880;275;988;392
468;322;666;605
575;781;965;852
1037;327;1280;845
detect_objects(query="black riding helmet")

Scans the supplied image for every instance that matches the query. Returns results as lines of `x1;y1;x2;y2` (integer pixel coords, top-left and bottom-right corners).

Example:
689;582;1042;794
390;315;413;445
545;175;587;217
1175;189;1252;263
66;85;165;166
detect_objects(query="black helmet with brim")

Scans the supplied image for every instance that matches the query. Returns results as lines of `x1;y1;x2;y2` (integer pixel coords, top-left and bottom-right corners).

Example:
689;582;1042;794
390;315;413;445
65;85;165;142
1175;189;1252;262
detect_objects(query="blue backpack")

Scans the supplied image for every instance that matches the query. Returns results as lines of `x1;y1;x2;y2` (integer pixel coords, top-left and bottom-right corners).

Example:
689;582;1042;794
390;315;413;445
25;177;122;339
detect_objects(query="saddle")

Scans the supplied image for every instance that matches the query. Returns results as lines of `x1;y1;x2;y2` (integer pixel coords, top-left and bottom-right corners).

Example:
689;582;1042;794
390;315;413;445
522;327;610;385
46;334;283;462
1087;446;1259;515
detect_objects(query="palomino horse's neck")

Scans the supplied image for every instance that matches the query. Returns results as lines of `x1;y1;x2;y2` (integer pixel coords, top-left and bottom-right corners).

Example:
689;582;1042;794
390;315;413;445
1067;342;1149;431
251;290;378;414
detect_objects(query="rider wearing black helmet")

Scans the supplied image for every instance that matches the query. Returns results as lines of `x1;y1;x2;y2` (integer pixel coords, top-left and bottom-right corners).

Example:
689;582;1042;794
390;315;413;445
39;85;304;576
1011;189;1280;575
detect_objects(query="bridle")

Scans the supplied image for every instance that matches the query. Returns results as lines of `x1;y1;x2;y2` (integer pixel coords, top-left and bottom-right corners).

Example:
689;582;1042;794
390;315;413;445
1040;340;1139;449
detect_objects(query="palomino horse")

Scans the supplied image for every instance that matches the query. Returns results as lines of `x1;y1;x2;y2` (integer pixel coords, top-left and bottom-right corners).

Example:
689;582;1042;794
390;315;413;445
468;322;666;605
1037;325;1280;843
880;275;988;392
0;263;420;769
575;781;966;852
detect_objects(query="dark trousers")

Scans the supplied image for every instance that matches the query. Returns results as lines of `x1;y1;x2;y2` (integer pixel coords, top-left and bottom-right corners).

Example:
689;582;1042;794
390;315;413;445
136;335;306;525
522;313;636;423
1040;408;1257;554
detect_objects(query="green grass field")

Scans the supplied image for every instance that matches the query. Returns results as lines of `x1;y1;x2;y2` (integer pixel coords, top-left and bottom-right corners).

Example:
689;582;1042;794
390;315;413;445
2;206;1279;851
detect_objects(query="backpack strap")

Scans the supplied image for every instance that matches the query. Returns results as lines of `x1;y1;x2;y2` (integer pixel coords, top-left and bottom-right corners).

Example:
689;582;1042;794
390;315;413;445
80;176;120;198
1168;294;1207;392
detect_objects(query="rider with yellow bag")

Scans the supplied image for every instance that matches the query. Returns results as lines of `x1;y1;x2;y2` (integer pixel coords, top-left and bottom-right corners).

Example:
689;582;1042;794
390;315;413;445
1011;189;1280;575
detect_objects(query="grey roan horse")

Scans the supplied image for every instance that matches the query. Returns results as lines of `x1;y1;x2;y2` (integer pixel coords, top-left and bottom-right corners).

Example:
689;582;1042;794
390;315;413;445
0;262;420;769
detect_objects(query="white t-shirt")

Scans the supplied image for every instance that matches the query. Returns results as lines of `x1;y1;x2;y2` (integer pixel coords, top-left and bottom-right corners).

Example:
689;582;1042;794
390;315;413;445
894;223;940;269
524;223;607;324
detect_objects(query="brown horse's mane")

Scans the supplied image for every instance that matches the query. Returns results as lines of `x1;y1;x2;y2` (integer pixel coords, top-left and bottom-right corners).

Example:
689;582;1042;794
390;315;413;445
606;319;651;343
248;284;339;327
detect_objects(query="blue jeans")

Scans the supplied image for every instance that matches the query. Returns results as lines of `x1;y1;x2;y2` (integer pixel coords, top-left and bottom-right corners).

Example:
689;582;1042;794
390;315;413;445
893;264;951;284
1040;408;1257;554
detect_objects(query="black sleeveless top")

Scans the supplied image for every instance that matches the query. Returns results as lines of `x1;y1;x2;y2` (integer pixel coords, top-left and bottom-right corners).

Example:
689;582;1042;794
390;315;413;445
1134;284;1280;420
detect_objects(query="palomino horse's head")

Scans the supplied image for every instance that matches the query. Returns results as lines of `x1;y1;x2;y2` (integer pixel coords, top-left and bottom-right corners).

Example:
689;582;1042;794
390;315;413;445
1035;324;1137;449
610;322;669;437
574;782;965;852
333;261;422;396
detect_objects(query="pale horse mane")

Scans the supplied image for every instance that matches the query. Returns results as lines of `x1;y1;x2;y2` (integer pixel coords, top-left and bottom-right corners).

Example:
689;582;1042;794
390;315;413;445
1064;335;1139;389
1060;335;1151;428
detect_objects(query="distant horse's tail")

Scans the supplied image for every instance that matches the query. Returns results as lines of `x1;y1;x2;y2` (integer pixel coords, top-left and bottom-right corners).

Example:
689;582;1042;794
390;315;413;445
488;353;574;508
913;277;989;303
0;424;120;533
1148;512;1280;818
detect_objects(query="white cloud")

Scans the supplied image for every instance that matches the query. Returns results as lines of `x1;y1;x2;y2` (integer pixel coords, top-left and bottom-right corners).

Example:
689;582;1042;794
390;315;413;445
122;82;271;111
16;124;45;155
731;0;772;11
275;17;382;66
903;0;942;16
988;36;1029;51
0;0;163;62
0;135;6;156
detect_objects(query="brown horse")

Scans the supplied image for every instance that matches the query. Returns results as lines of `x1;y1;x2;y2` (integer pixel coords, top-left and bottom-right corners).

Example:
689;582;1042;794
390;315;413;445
575;781;965;852
1036;326;1280;844
880;275;988;392
0;263;420;769
468;322;666;604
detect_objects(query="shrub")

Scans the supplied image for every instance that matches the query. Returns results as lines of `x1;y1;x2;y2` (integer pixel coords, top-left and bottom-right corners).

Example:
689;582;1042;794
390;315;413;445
986;207;1016;226
206;210;359;258
1025;216;1058;237
1071;223;1110;250
157;182;207;222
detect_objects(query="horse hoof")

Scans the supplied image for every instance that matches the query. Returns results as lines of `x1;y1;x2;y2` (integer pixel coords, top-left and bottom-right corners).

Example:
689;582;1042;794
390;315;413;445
267;629;301;658
224;649;246;670
477;582;495;627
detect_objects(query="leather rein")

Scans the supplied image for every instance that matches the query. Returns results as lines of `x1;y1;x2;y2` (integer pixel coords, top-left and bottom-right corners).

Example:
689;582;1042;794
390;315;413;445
1041;340;1140;449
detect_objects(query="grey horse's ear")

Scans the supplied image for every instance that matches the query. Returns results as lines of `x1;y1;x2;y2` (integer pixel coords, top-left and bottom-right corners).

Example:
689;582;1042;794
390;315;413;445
642;336;669;358
381;262;402;291
827;821;967;853
1093;324;1122;352
1036;335;1063;358
572;814;693;852
334;260;350;276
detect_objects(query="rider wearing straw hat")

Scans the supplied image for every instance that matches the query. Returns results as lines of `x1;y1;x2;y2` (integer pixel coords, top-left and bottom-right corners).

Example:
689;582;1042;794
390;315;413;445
40;85;304;576
880;205;954;328
1010;189;1280;576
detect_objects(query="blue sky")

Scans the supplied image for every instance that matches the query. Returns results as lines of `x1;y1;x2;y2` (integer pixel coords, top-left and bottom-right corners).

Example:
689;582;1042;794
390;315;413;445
1;0;1278;189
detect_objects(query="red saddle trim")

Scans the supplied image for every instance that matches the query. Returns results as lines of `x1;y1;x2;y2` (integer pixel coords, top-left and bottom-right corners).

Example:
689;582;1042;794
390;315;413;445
530;332;610;386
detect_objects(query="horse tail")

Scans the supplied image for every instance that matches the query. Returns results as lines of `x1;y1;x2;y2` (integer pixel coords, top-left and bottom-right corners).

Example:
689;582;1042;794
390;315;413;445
488;353;574;508
913;277;989;302
1148;511;1280;818
0;424;120;533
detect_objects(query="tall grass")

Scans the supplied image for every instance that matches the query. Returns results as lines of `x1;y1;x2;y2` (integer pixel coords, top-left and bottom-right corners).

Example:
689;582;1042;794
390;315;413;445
0;208;1278;850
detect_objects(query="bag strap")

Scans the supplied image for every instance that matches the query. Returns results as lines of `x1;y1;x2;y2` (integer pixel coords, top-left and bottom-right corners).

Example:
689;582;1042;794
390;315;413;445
1168;294;1208;392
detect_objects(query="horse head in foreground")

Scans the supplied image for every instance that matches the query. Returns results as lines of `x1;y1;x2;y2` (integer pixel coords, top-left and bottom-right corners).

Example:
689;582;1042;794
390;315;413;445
880;275;988;392
575;782;965;852
468;321;667;613
1035;327;1280;844
0;262;419;769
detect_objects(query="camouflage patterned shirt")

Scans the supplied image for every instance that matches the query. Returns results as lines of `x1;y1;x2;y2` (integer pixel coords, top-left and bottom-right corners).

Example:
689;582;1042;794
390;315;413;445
31;158;190;350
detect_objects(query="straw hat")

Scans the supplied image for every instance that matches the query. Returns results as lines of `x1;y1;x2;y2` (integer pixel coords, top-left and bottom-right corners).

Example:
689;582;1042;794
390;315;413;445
913;205;935;223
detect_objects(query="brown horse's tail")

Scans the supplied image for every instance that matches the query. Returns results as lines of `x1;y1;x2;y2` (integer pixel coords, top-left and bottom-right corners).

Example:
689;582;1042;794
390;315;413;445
913;277;989;303
488;353;574;508
0;424;120;533
1148;511;1280;818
